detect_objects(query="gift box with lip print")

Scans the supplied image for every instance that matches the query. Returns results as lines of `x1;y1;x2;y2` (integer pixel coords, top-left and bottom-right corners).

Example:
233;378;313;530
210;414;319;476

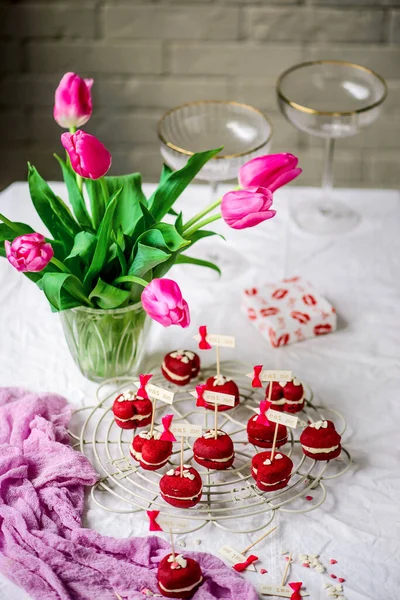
242;276;336;347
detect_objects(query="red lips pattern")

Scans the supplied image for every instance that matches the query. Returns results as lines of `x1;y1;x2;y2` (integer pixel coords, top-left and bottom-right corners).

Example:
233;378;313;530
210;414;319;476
291;311;310;324
314;323;332;335
260;307;279;317
272;288;288;300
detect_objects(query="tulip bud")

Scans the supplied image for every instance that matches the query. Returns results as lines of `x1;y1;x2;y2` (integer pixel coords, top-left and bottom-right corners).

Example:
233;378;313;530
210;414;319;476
54;72;93;129
5;233;54;272
61;130;112;180
141;278;190;328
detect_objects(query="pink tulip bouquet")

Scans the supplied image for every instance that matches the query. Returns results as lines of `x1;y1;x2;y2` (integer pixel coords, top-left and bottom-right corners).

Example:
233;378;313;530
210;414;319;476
0;72;301;380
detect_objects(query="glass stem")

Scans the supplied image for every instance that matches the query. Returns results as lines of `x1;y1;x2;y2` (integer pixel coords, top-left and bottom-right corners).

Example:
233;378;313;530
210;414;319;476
322;138;335;194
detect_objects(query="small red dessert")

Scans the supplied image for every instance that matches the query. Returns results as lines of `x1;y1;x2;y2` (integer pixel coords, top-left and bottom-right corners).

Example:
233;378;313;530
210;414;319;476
112;391;153;429
202;375;240;411
247;414;288;449
300;420;341;461
130;431;172;471
157;553;203;599
265;377;305;413
162;350;200;386
160;465;202;508
251;451;293;492
193;429;234;470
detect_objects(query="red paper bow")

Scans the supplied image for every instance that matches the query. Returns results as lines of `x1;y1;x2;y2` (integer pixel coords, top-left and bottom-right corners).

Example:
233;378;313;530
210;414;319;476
160;414;177;442
232;554;258;572
147;510;163;531
256;400;271;426
195;385;207;408
138;373;153;399
252;365;263;388
198;325;212;350
289;582;303;600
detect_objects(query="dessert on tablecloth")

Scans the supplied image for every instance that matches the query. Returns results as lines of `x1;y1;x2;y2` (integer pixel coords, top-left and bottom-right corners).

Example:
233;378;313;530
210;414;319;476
160;465;203;508
157;553;203;599
265;377;305;413
300;420;341;460
251;451;293;492
112;390;153;429
130;430;173;470
193;429;235;470
162;350;201;386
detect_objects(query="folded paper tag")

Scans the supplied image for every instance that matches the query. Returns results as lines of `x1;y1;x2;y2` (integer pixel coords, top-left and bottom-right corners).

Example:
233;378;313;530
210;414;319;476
267;408;298;429
156;422;203;438
243;276;336;348
134;382;174;405
246;369;292;382
219;545;247;564
190;389;236;407
259;584;309;597
193;333;236;348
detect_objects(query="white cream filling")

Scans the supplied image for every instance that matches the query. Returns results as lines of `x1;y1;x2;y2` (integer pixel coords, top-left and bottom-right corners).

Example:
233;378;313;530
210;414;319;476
159;576;203;593
195;453;234;463
252;435;287;444
259;476;289;487
115;412;151;423
130;445;168;466
271;392;305;406
302;444;339;454
162;362;190;381
161;489;202;501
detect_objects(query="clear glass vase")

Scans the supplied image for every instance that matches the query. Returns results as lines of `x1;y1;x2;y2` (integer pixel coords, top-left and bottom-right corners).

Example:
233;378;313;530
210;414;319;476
59;301;149;382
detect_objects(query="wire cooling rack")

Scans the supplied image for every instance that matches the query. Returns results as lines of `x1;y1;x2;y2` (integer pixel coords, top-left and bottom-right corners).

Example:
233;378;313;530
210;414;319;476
68;361;351;534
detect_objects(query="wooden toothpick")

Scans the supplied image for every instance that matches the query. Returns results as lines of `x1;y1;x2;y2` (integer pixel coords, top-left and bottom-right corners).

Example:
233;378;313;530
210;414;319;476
180;437;184;476
214;402;218;439
216;343;220;377
240;526;278;555
281;552;293;586
149;398;156;437
267;378;279;461
267;378;273;403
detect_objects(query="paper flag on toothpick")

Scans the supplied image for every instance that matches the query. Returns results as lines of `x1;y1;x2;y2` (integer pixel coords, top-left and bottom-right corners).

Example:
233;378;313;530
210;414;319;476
259;585;309;598
246;369;292;382
155;422;203;438
218;546;257;572
134;381;175;405
193;332;236;348
189;389;236;407
267;408;298;429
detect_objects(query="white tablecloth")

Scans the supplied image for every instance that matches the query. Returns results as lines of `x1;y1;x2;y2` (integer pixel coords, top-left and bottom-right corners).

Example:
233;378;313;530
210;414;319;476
0;182;399;600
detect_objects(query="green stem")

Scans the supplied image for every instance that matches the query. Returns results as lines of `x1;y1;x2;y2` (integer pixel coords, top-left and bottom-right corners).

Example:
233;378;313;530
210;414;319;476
100;177;109;206
113;275;149;288
0;213;26;235
184;214;222;238
50;257;71;274
182;198;221;232
76;174;83;193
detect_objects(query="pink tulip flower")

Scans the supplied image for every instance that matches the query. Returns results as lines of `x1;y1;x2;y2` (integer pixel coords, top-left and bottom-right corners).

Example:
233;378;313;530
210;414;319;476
239;153;302;192
5;233;54;272
141;278;190;328
221;187;276;230
54;72;93;129
61;130;112;179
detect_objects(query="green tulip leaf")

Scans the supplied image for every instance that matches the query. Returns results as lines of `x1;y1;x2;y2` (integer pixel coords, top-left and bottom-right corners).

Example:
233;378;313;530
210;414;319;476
175;212;183;233
85;178;106;230
148;147;223;221
88;278;130;309
66;231;97;265
84;188;122;289
0;222;35;242
28;164;80;248
150;223;190;253
187;228;226;246
159;163;173;185
110;229;127;276
128;242;170;278
175;254;221;275
54;154;93;230
40;272;92;312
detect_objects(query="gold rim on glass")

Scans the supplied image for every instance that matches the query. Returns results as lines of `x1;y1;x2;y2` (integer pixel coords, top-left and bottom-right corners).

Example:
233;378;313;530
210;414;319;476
276;60;388;117
157;100;273;160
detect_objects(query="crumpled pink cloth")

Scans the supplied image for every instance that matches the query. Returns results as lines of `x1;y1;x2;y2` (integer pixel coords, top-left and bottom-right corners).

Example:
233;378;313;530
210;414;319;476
0;388;258;600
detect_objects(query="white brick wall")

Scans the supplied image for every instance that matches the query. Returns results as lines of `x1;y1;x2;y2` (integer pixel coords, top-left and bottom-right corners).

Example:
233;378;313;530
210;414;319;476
0;0;399;188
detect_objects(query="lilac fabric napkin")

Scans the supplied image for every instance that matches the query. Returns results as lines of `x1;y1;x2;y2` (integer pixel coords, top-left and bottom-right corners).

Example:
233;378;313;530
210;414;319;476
0;387;258;600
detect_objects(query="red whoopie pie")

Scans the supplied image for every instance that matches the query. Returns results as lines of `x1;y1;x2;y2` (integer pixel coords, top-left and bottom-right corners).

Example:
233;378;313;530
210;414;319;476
157;553;203;599
112;391;153;429
130;431;172;471
265;377;305;414
202;375;240;412
161;350;201;386
251;451;293;492
247;414;288;449
193;429;235;470
300;419;341;461
160;465;202;509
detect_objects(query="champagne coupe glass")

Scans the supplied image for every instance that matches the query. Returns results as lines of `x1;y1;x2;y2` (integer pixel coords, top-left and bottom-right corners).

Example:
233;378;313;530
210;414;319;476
157;101;273;277
277;60;388;234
